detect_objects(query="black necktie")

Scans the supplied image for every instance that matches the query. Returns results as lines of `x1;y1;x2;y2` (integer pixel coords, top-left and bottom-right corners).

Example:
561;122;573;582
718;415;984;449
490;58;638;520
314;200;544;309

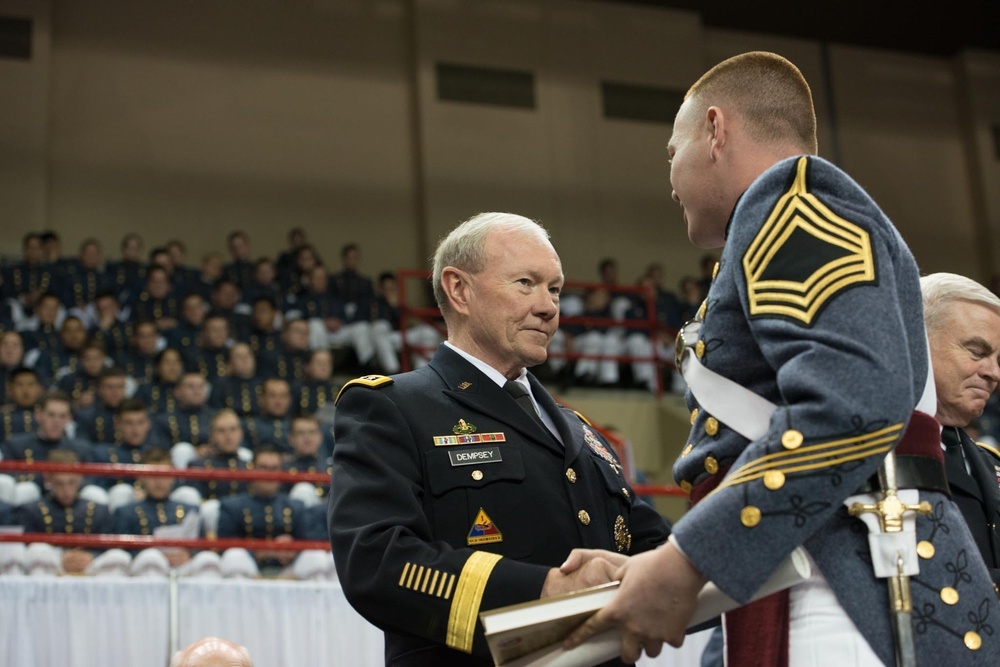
943;427;975;494
503;380;547;431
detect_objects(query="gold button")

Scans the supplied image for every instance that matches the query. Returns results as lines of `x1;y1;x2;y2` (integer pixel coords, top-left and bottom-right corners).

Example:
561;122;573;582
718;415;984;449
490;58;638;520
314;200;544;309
941;587;959;605
763;470;785;490
704;456;719;474
917;540;935;559
698;301;707;319
565;468;577;483
705;417;719;436
740;506;761;528
680;480;693;493
690;409;699;425
965;631;982;650
781;430;803;450
471;470;483;481
577;510;591;526
712;261;720;279
621;488;629;498
681;443;693;457
695;340;705;359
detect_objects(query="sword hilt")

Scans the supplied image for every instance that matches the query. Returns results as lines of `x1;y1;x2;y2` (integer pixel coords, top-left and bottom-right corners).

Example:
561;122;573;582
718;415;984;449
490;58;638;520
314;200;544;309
848;490;932;533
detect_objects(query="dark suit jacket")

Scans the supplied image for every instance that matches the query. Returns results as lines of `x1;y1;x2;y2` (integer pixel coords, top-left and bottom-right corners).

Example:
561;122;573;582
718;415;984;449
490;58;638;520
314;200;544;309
329;345;670;666
946;426;1000;584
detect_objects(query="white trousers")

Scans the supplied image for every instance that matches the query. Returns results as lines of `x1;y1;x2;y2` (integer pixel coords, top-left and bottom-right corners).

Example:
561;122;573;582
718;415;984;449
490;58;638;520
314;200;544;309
725;557;885;666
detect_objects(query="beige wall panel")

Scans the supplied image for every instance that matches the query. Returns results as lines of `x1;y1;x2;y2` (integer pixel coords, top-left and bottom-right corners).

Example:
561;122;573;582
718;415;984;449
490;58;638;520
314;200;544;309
40;0;417;273
829;46;977;277
0;0;52;253
415;0;705;285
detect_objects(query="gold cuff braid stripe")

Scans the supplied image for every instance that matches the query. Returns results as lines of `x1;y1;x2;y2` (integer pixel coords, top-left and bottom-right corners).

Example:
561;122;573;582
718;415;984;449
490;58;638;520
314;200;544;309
709;423;903;497
446;551;503;654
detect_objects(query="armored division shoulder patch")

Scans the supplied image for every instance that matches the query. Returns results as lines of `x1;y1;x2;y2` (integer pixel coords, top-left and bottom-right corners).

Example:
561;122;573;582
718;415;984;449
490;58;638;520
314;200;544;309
742;157;877;326
334;374;394;405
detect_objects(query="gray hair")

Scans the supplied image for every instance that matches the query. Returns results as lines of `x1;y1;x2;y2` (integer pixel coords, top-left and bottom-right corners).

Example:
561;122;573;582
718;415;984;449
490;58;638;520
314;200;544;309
921;272;1000;332
431;212;550;312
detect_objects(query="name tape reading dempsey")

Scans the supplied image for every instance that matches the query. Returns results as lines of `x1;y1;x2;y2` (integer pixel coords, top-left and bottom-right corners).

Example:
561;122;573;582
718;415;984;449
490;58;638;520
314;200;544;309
448;446;503;466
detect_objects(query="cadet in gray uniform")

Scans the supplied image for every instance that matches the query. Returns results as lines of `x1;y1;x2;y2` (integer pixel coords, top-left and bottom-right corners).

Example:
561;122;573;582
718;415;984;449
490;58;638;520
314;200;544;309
567;52;1000;666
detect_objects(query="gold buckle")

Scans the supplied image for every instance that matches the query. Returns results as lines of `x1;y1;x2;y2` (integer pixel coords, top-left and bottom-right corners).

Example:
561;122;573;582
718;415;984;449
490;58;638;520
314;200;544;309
674;318;702;370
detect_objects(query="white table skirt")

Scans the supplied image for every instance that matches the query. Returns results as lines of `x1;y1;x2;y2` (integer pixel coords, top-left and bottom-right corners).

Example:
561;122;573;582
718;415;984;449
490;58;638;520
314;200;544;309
0;577;710;666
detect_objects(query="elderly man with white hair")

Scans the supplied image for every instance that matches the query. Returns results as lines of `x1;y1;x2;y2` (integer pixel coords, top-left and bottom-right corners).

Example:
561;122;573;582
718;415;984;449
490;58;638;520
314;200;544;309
921;272;1000;587
169;636;252;667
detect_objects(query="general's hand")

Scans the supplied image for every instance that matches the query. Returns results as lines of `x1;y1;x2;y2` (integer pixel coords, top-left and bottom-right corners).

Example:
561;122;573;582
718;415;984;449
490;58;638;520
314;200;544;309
564;543;707;663
541;554;618;599
559;548;629;575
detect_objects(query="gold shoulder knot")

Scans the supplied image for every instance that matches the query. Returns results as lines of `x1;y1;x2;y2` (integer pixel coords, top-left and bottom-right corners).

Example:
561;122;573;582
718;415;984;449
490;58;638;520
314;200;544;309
335;375;395;405
975;441;1000;461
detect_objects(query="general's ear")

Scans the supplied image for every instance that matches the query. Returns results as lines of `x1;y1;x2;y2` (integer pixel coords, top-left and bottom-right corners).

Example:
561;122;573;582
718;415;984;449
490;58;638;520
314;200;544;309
440;266;472;316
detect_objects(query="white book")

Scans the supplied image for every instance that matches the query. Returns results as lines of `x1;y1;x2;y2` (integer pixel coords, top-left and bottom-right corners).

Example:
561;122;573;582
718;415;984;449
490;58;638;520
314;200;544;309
481;547;812;667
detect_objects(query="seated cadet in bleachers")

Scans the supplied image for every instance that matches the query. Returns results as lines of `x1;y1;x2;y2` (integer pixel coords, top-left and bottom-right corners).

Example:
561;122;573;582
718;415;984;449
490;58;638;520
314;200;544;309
280;243;322;297
242;258;284;313
92;398;165;489
14;449;116;574
75;367;128;444
209;278;252;342
245;378;292;453
105;232;146;299
274;317;310;386
0;331;27;406
166;292;207;361
223;230;255;290
331;242;375;322
166;239;200;297
216;445;313;574
57;341;109;410
31;314;88;383
40;230;78;286
1;367;43;444
61;238;109;317
209;343;261;418
128;265;179;334
190;312;231;382
282;413;331;501
368;270;442;374
186;409;249;501
292;349;338;416
190;251;224;302
90;290;132;361
2;232;53;313
134;347;184;414
248;295;282;378
295;265;377;370
2;391;93;489
152;372;214;449
113;447;199;569
117;320;162;386
20;292;63;365
275;227;307;279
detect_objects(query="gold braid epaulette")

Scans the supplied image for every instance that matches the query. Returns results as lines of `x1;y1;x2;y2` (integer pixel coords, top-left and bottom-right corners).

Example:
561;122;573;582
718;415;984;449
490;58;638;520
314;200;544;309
334;375;394;405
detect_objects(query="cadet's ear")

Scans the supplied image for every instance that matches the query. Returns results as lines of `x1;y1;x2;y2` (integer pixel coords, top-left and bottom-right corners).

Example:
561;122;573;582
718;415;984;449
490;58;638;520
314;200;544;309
706;106;727;161
440;266;472;316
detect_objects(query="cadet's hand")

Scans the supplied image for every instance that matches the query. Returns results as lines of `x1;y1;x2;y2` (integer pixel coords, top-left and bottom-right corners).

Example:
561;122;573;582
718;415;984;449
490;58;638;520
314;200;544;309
541;555;618;599
559;548;629;575
564;543;706;663
62;549;95;574
165;548;191;568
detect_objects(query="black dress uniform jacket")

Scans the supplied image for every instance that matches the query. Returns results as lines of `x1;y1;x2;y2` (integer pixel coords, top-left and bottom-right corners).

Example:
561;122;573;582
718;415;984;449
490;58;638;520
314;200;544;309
944;427;1000;584
329;345;670;666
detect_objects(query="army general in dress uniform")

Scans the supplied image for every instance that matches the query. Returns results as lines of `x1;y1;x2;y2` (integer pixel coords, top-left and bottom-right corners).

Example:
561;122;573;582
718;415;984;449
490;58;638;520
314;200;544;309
329;213;671;666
